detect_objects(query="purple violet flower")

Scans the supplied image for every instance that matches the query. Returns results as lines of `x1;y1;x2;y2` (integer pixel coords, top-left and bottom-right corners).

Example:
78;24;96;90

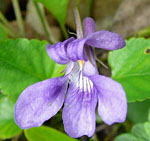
15;17;127;138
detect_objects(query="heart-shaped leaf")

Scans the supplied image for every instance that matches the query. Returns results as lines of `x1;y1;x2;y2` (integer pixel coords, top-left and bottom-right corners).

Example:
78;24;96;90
108;38;150;102
24;126;77;141
0;39;65;102
0;97;22;139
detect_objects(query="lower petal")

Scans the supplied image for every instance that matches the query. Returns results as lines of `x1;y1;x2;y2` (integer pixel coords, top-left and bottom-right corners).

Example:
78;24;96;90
15;77;68;129
90;75;127;125
62;82;97;138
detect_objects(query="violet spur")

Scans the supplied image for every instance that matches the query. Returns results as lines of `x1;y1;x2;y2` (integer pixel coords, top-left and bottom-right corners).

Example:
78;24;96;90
15;17;127;138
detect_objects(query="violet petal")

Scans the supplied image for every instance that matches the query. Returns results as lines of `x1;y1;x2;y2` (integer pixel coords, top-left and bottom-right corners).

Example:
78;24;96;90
86;30;126;50
62;81;97;138
83;17;95;37
82;47;98;76
82;60;98;76
46;37;75;64
15;77;68;129
66;31;125;62
89;75;127;125
67;38;88;62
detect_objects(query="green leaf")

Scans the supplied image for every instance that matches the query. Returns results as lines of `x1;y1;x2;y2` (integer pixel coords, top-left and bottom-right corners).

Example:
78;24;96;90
131;123;149;140
115;110;150;141
144;122;150;139
24;126;77;141
34;0;68;25
108;38;150;102
136;27;150;37
0;25;7;40
127;99;150;123
0;38;65;102
148;108;150;122
0;96;22;139
115;134;138;141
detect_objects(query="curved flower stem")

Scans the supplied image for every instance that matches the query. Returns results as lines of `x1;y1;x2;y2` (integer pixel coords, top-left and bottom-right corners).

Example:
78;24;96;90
86;0;93;16
0;12;12;30
0;22;17;37
93;49;108;69
96;124;108;132
105;124;121;140
0;12;18;37
33;1;57;44
90;133;99;141
95;57;109;69
12;0;25;37
60;23;69;39
76;0;80;6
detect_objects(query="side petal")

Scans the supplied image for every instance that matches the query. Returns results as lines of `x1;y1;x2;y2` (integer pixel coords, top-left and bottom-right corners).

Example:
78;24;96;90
89;75;127;125
15;77;68;129
86;30;126;50
62;82;97;138
46;37;75;64
83;17;95;37
67;38;88;61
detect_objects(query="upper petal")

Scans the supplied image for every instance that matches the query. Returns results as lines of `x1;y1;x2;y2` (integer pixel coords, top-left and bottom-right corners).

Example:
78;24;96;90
66;30;125;62
62;77;97;138
46;37;75;64
89;75;127;125
86;30;126;50
83;17;95;37
15;77;68;129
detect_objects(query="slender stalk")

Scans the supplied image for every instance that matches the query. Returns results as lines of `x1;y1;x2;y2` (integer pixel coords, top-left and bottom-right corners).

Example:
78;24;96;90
12;0;25;37
96;124;108;132
0;12;18;34
73;7;83;39
33;1;57;43
0;12;12;29
0;23;17;37
44;16;57;43
95;56;108;69
86;0;93;16
60;23;69;39
90;133;99;141
76;0;80;6
105;124;121;140
93;49;108;69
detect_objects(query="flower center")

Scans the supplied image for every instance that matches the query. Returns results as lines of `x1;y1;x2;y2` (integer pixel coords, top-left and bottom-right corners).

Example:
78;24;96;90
78;60;85;70
68;61;93;93
77;72;93;93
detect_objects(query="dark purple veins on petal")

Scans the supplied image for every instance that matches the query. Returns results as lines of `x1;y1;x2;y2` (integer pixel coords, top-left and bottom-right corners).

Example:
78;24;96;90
15;77;68;129
62;78;97;138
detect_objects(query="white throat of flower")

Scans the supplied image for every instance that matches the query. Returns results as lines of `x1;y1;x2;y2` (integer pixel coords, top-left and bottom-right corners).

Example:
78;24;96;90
68;61;93;93
69;8;94;93
77;71;93;93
